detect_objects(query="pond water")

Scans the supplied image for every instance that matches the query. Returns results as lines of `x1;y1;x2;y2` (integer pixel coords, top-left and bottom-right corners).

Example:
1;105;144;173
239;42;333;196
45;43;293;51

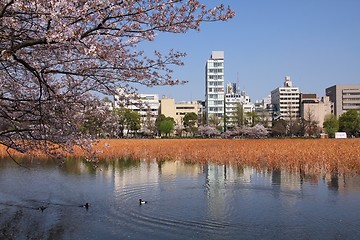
1;158;360;239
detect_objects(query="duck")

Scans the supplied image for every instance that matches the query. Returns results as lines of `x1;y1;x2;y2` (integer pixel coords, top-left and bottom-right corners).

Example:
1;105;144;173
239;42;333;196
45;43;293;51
37;206;47;212
139;199;147;205
80;203;89;209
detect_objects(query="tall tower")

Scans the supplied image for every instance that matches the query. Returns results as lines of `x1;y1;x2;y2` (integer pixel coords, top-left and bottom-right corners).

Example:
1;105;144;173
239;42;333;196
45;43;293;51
205;51;225;124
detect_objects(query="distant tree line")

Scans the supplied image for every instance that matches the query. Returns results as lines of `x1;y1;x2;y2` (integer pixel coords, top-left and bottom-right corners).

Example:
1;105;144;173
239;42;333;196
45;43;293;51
78;102;360;139
323;109;360;138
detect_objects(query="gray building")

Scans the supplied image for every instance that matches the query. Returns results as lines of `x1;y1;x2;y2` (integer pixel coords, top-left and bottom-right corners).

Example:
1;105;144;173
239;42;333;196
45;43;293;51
325;84;360;117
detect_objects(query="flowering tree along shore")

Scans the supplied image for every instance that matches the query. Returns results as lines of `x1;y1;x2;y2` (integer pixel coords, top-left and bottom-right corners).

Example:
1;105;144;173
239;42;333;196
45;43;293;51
0;0;234;155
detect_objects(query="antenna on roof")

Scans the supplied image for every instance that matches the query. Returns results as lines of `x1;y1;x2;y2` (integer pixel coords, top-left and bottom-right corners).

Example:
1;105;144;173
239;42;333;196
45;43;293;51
237;72;240;94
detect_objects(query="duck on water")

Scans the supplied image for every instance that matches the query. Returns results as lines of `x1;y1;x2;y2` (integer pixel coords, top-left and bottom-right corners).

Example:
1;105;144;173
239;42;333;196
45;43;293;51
80;203;90;209
139;199;147;205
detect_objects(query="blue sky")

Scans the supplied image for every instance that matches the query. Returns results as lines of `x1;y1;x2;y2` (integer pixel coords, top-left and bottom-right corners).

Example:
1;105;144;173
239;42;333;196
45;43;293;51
136;0;360;102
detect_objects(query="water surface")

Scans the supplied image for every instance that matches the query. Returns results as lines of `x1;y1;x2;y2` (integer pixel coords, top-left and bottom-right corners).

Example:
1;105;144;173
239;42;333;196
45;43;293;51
1;159;360;239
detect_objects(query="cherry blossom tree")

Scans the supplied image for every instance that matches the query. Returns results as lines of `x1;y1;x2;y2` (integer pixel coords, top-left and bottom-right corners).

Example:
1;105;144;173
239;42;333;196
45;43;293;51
198;125;220;138
0;0;234;155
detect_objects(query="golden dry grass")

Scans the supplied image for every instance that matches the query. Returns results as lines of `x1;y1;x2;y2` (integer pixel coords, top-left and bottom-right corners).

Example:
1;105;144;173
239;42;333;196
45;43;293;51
86;138;360;175
1;138;360;174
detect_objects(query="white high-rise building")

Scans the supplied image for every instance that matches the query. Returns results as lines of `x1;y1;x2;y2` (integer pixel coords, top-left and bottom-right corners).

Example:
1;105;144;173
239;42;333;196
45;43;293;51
271;76;300;120
205;51;225;124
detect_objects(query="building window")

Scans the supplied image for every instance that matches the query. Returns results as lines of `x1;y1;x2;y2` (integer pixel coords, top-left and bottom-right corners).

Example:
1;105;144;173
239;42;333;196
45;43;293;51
142;96;155;100
176;107;195;110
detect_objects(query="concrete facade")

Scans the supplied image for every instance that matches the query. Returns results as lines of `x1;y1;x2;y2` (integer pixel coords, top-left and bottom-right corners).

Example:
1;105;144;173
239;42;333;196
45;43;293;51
255;96;272;128
300;94;331;128
271;76;300;121
225;91;253;128
175;101;201;125
325;84;360;117
205;51;225;123
114;90;160;124
160;97;201;125
159;98;176;119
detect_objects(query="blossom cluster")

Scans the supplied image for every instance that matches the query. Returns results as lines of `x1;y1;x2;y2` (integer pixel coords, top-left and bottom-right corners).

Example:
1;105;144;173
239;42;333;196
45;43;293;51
0;0;234;154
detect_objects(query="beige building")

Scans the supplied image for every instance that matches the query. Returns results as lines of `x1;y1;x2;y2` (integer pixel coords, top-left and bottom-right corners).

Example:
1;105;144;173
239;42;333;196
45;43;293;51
300;94;331;128
159;98;176;119
160;97;201;125
325;84;360;117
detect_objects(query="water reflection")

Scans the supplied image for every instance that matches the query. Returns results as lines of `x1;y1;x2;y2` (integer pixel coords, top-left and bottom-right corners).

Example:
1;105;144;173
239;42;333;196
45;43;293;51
1;158;360;239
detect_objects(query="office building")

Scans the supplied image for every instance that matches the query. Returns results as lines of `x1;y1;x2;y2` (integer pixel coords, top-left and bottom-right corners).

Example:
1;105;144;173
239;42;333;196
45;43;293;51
114;90;160;124
255;96;272;128
325;84;360;117
300;94;331;128
224;86;253;129
160;97;201;125
205;51;225;124
271;76;300;121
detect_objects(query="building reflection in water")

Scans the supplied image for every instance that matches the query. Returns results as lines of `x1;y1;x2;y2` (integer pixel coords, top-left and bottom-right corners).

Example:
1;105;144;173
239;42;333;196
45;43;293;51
86;159;360;208
204;164;255;221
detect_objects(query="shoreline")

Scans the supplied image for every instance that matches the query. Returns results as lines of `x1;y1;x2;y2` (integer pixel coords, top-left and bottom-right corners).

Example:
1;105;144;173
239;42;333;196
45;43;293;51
89;138;360;175
1;138;360;175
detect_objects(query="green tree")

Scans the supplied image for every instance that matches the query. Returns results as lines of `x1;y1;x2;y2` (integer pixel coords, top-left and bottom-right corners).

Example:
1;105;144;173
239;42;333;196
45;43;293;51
159;119;175;137
323;114;339;138
113;108;141;137
156;114;176;137
155;114;167;136
208;114;222;131
339;110;360;137
234;103;244;127
81;112;104;138
113;108;128;137
183;112;198;136
125;111;141;136
245;111;259;127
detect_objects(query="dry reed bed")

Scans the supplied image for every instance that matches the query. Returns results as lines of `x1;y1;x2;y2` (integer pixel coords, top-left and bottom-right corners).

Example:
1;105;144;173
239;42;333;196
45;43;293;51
89;138;360;174
1;139;359;175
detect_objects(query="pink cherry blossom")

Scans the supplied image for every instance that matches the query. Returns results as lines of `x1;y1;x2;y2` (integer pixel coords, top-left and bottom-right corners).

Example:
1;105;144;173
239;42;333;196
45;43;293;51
0;0;234;157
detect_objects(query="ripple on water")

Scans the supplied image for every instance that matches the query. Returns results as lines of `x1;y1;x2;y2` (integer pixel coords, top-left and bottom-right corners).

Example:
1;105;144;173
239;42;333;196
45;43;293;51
2;160;360;239
107;175;243;239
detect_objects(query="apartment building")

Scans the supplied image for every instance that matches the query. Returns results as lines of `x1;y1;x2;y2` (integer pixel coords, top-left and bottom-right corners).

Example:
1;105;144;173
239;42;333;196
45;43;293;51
224;84;253;128
114;90;159;123
271;76;300;121
205;51;225;123
254;96;272;128
325;84;360;117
